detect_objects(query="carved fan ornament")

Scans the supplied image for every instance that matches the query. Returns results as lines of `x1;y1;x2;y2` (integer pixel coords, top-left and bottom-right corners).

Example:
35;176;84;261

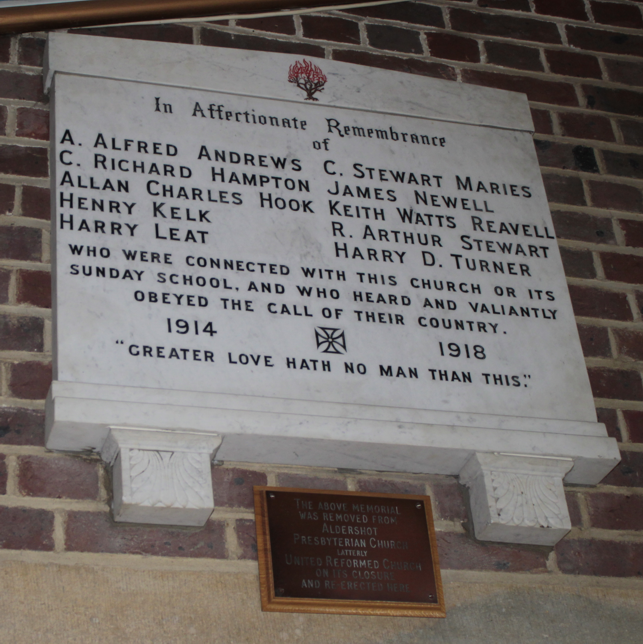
490;470;566;529
288;59;327;101
128;449;209;509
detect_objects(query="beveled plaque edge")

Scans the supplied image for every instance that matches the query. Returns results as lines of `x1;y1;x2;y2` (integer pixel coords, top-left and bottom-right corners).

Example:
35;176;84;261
253;486;446;618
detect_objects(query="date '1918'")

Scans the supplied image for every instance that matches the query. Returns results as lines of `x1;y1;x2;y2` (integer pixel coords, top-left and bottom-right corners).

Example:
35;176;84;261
438;342;486;360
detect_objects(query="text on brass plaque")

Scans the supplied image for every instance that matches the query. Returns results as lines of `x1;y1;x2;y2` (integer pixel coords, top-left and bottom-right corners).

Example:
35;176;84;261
254;487;445;617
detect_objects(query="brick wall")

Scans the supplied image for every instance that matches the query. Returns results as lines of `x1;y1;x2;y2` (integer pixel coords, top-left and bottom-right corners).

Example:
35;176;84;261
1;0;642;578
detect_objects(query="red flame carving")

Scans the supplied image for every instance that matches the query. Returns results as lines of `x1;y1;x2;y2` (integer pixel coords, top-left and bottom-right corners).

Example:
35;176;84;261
288;59;328;101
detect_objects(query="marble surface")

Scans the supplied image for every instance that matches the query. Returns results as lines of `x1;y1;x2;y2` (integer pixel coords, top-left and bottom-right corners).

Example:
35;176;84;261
102;427;222;526
460;453;573;545
51;70;594;423
46;381;619;485
45;35;618;510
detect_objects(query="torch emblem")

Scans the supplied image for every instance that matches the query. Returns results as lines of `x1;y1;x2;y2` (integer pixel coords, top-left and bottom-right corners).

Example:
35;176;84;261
288;59;328;102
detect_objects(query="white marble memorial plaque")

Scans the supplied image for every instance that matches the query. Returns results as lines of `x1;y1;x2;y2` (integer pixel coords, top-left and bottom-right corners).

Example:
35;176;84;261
45;35;619;533
53;72;588;421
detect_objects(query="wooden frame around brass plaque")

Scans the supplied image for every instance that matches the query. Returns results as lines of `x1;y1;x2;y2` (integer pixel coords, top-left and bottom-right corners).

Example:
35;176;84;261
254;486;445;617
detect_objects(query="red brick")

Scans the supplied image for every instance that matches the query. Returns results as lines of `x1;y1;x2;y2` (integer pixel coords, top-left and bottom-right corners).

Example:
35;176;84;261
332;49;456;81
604;58;643;88
345;3;445;28
211;466;267;509
619;218;643;247
535;140;598;172
564;491;583;527
534;0;588;20
0;407;45;446
9;358;50;398
301;15;360;44
355;477;425;495
0;35;10;63
366;24;423;54
486;41;543;72
236;15;295;35
65;511;227;557
577;324;611;358
451;8;562;43
0;70;45;102
426;33;480;63
588;367;643;401
587;492;643;530
201;29;324;57
620;119;643;147
9;361;51;400
589;181;643;213
0;454;6;495
614;329;643;361
571;144;600;172
558;112;615;142
0;225;41;261
546;50;602;80
461;69;577;106
551;210;615;244
0;105;7;136
597;407;622;441
73;24;193;44
18;455;98;500
22;185;50;221
559;247;596;278
590;1;643;29
569;285;632;321
0;315;44;352
16;269;51;308
623;410;643;443
584;85;643;118
236;518;257;560
602;150;643;180
0;145;48;178
531;108;554;135
276;473;347;491
0;183;15;215
0;268;10;304
431;478;467;522
542;174;586;205
437;532;548;572
18;37;45;67
569;26;643;56
603;450;643;487
16;108;49;141
480;0;531;10
601;251;643;284
0;507;54;551
557;538;643;576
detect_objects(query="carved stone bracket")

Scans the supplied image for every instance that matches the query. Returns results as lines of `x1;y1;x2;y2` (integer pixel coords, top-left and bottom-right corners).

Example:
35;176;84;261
101;427;222;526
459;452;574;546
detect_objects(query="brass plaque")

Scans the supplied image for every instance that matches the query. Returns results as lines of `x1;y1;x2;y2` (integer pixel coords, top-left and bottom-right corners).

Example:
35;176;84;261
254;486;445;617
